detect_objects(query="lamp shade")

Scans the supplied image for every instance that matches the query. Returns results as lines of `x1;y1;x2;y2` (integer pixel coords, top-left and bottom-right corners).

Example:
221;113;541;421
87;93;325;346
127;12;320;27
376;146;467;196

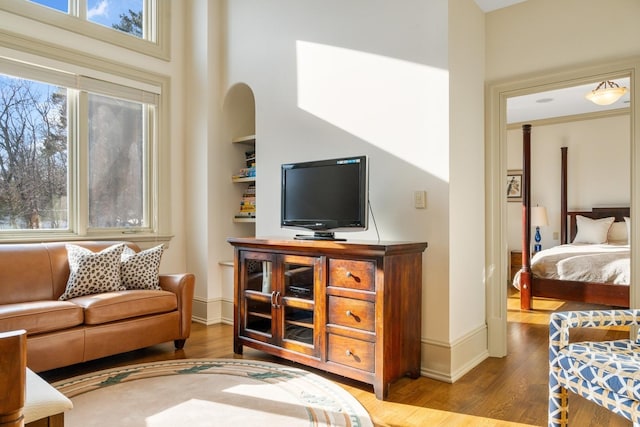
531;206;549;227
585;81;628;106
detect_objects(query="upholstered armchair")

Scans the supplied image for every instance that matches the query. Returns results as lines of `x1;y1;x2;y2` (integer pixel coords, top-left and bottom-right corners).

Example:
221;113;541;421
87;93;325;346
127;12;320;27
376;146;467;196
549;310;640;427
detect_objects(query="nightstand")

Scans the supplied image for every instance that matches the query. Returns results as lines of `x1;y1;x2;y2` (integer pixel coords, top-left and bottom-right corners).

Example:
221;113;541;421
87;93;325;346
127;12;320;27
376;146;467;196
510;250;523;283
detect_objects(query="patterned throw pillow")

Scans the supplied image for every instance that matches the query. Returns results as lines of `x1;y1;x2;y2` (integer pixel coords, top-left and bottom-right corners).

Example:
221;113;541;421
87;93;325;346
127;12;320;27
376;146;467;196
59;243;127;301
120;244;164;290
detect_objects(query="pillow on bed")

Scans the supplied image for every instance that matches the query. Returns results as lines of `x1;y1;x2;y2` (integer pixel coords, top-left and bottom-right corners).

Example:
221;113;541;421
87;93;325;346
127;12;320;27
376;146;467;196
607;221;628;244
572;215;615;244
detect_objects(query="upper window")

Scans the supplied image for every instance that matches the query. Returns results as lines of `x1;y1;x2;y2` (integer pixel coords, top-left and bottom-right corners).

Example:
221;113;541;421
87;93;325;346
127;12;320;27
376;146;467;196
0;0;168;60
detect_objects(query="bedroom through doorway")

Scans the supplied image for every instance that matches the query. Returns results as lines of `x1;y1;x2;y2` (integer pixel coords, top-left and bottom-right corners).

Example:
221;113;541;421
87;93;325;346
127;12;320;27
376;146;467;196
485;58;640;357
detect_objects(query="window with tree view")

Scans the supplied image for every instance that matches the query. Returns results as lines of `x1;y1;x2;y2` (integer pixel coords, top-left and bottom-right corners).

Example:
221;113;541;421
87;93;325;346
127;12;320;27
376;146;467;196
27;0;147;39
0;69;157;234
88;94;146;228
0;76;67;230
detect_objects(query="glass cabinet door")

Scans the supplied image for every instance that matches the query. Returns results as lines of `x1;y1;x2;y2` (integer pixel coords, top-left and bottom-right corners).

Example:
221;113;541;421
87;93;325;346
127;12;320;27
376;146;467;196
279;254;322;356
238;251;323;357
239;252;276;342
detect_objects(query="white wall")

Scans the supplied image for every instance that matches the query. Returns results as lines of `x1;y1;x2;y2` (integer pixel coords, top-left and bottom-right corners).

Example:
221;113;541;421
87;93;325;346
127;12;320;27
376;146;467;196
448;0;488;378
222;0;486;380
486;0;640;81
485;0;640;355
507;115;631;252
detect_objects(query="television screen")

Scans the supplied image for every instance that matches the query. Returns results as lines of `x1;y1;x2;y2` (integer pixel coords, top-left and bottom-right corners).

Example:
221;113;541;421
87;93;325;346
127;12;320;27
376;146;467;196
281;156;368;240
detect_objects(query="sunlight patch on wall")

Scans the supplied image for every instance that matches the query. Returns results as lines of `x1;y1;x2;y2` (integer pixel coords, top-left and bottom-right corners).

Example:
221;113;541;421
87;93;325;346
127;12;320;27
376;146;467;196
296;41;449;181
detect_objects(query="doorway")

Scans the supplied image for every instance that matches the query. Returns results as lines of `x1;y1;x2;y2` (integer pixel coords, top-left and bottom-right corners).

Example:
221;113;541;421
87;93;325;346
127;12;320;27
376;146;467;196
485;58;640;357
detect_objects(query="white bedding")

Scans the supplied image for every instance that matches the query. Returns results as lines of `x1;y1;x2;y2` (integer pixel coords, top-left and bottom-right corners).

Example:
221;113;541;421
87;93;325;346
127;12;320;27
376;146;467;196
512;243;630;289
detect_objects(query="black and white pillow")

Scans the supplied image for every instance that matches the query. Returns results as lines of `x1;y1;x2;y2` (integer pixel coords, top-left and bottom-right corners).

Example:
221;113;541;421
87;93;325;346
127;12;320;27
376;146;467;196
120;244;164;290
59;243;127;300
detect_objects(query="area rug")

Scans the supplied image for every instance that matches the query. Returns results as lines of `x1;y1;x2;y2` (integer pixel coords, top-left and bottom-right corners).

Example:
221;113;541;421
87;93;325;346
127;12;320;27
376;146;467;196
53;358;373;427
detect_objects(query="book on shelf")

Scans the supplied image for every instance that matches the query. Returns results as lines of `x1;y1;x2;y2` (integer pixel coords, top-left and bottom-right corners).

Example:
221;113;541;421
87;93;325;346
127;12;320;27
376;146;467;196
245;150;255;167
236;183;256;218
234;211;256;218
232;166;255;179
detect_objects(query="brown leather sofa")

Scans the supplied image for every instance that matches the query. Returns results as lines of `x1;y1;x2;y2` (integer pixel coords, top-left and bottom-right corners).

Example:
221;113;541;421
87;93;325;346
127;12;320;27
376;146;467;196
0;241;195;372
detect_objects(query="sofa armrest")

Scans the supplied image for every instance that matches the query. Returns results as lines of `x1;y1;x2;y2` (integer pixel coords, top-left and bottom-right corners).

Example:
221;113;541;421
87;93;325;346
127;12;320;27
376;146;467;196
159;273;195;340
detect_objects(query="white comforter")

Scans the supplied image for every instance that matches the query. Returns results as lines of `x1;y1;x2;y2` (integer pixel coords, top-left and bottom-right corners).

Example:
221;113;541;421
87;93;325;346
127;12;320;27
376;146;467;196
512;244;630;289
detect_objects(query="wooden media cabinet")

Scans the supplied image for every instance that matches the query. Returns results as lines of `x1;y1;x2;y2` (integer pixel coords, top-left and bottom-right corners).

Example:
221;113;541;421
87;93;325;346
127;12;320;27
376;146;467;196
228;237;427;399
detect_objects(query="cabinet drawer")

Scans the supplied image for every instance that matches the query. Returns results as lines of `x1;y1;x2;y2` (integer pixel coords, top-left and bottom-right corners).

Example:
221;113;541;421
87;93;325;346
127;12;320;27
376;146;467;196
328;334;375;372
328;296;375;332
329;259;375;291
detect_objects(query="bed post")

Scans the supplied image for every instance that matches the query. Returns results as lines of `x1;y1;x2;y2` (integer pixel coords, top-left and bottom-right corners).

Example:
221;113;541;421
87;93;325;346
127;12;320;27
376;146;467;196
520;124;532;310
561;147;568;244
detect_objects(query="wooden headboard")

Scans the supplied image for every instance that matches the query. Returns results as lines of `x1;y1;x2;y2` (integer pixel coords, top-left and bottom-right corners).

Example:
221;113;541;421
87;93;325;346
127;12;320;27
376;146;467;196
566;207;630;243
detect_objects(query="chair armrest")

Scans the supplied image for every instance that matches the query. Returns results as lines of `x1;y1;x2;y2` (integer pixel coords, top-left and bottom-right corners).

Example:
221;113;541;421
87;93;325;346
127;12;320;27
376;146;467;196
549;310;640;365
159;273;195;339
0;329;27;426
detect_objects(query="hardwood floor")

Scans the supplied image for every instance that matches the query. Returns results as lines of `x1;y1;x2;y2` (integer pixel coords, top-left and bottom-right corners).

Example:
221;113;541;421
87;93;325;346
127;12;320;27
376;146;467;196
40;294;632;427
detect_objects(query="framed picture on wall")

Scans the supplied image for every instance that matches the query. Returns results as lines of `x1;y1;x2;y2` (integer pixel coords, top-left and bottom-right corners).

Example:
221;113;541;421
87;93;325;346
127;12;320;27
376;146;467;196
507;169;523;202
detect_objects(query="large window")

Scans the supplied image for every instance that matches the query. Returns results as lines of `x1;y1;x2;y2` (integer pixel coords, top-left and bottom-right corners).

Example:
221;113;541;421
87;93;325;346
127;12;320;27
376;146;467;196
0;59;161;238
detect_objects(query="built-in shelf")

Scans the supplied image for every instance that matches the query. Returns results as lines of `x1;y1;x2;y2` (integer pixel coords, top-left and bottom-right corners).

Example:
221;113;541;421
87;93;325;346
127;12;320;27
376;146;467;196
232;134;256;224
233;217;256;223
232;177;256;183
233;134;256;145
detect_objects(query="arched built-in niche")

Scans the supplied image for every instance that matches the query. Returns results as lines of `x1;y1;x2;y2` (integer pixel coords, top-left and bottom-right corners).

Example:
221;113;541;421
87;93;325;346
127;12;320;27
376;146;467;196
218;83;256;325
222;83;256;241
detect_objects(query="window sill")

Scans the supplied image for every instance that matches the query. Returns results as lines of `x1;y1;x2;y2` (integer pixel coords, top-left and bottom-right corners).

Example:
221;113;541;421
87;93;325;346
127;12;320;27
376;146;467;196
0;234;174;250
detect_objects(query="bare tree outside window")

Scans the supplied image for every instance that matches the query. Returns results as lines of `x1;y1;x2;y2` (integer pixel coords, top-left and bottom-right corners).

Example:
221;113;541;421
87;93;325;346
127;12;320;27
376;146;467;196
88;94;144;228
0;75;67;230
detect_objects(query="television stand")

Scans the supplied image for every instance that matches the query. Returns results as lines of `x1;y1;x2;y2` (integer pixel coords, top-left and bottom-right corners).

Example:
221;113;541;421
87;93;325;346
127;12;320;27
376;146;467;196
228;237;428;399
294;232;345;241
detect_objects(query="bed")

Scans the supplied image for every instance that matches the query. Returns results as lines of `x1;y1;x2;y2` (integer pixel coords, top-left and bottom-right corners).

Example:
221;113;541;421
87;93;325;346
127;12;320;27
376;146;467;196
515;124;630;310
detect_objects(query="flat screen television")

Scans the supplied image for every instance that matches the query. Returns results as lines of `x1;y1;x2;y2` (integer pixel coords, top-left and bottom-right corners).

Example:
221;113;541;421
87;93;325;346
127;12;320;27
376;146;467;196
281;155;368;241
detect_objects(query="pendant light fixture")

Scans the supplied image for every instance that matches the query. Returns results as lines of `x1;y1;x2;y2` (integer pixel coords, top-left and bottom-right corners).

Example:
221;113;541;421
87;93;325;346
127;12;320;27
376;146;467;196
585;80;628;106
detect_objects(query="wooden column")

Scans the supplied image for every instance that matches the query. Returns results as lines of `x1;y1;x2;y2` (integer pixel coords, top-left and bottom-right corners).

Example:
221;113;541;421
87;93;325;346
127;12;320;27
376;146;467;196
520;124;532;310
560;147;568;244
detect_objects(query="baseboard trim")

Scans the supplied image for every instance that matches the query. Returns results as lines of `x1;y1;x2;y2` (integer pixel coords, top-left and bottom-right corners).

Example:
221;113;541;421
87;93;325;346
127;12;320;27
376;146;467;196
191;296;233;325
421;324;488;383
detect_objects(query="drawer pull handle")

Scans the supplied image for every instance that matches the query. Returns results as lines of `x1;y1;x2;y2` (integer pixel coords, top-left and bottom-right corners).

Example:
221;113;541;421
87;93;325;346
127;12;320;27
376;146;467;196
346;310;352;317
345;349;352;357
345;270;361;283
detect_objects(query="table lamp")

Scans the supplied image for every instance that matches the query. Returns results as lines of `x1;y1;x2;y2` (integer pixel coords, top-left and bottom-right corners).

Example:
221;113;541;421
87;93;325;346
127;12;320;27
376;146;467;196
531;206;549;253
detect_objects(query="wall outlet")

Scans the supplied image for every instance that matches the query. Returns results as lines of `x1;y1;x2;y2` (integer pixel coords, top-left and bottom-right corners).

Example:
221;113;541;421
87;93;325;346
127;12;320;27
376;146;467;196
553;231;559;240
414;191;427;209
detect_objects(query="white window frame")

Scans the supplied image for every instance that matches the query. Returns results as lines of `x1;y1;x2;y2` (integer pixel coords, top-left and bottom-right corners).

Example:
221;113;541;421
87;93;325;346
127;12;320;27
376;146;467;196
0;34;172;246
0;0;169;60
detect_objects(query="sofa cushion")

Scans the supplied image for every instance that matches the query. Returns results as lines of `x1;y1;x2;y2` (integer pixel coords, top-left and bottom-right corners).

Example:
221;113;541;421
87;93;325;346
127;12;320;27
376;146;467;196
69;290;177;325
59;243;126;300
0;301;84;335
121;244;164;290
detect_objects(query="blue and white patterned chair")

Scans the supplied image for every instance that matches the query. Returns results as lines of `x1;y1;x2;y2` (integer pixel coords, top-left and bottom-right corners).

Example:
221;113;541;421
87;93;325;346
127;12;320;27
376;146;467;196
549;310;640;426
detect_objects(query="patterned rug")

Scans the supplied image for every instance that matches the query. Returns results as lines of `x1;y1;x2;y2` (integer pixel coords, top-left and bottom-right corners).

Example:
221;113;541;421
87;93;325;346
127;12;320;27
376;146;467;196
53;358;373;427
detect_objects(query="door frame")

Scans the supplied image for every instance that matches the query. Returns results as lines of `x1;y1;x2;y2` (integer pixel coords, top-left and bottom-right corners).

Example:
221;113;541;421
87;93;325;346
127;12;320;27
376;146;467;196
485;57;640;356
